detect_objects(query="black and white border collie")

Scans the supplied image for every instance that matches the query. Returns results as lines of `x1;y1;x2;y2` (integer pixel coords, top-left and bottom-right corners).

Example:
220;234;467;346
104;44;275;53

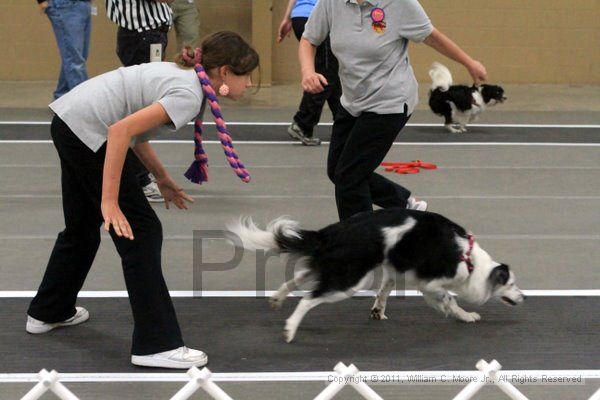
428;62;506;133
228;208;524;343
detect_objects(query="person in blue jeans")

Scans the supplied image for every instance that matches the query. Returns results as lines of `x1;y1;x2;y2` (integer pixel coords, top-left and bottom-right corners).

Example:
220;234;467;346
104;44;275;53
278;0;342;146
37;0;91;100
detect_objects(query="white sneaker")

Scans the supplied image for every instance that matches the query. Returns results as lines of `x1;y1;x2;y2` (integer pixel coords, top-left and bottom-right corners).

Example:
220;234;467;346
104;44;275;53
406;196;428;211
26;307;89;334
143;181;164;203
131;346;208;369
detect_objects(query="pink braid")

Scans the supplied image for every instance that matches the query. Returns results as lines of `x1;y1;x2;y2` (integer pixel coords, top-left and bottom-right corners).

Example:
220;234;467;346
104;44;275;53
184;64;251;184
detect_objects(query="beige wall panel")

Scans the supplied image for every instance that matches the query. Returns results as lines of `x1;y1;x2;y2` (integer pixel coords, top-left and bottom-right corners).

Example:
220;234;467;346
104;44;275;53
165;0;253;61
271;0;303;84
1;0;598;83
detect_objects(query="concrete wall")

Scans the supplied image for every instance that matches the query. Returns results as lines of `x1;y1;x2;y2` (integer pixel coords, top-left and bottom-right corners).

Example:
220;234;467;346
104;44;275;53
1;0;598;84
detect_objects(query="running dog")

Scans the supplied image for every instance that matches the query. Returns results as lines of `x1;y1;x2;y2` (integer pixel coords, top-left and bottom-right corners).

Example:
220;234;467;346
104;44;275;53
227;208;525;342
428;62;506;133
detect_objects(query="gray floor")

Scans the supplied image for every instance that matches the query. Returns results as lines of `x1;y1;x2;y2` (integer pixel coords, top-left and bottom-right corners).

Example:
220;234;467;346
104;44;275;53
1;297;599;373
2;122;600;143
1;141;598;292
0;120;598;399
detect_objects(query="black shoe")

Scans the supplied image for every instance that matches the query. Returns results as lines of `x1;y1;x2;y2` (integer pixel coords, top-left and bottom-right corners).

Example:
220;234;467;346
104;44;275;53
287;122;321;146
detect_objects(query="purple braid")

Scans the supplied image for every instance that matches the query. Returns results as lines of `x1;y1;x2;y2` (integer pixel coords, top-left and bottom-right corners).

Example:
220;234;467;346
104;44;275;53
184;64;251;184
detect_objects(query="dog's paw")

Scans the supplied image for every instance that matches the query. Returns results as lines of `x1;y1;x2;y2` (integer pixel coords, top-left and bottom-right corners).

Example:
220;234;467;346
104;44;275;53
283;328;296;343
459;127;468;133
283;320;298;343
370;308;388;320
445;125;462;134
269;295;284;310
460;312;481;323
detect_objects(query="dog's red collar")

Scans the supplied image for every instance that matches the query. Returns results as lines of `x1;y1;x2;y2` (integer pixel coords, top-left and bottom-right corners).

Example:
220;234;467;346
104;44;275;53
460;234;475;273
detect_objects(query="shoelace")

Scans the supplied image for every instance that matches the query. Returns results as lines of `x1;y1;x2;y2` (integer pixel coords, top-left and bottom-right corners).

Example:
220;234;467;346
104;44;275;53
168;346;189;360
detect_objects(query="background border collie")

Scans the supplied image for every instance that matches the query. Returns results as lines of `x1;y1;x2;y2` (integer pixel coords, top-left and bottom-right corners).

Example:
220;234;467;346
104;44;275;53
228;208;524;343
428;62;506;133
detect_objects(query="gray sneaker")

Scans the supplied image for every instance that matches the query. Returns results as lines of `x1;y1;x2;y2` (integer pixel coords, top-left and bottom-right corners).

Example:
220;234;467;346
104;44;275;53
287;122;321;146
143;181;164;203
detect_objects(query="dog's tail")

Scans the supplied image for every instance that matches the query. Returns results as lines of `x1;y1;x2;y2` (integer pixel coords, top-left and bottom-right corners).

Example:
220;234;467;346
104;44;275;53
429;62;453;91
226;216;321;257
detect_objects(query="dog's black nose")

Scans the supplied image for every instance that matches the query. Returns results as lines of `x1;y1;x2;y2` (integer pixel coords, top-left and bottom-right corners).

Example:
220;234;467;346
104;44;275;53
522;294;527;300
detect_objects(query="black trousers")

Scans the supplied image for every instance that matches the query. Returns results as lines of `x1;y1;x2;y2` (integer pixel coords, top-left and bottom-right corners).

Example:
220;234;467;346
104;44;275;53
116;25;170;187
292;17;342;136
28;116;184;355
116;25;169;67
327;105;412;221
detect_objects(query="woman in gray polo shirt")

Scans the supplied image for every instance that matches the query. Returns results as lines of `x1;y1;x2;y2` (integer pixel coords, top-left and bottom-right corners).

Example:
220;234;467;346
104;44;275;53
25;32;259;369
300;0;487;220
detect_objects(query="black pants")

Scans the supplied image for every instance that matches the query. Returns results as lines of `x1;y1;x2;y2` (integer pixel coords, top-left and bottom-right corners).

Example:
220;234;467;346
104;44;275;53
292;17;342;136
116;25;169;67
28;116;184;355
116;25;170;187
327;105;412;221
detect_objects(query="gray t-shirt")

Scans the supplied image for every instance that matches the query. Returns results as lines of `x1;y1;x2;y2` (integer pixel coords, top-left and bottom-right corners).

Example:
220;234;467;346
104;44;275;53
49;62;203;152
303;0;433;116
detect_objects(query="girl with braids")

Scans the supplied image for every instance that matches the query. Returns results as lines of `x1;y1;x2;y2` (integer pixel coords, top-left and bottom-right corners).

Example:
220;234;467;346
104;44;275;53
26;31;258;369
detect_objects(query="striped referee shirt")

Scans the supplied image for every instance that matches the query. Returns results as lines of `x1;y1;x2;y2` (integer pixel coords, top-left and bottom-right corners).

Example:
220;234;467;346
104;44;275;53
105;0;172;32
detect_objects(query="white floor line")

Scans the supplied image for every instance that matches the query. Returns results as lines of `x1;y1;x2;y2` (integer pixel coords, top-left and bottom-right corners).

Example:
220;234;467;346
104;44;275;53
2;164;600;170
2;121;599;128
1;290;599;298
2;194;599;200
1;234;599;241
0;369;598;383
1;140;599;146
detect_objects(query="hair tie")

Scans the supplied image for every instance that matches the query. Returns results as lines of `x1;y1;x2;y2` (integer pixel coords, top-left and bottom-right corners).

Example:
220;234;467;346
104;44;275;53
181;47;202;66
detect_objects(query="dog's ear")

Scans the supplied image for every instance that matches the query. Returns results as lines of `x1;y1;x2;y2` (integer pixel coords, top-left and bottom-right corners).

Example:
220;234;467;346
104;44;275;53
489;264;510;286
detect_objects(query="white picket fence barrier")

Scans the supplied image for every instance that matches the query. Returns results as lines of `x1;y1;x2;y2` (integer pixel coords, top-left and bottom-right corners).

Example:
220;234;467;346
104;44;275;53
20;369;79;400
16;361;593;400
589;388;600;400
452;360;528;400
169;367;234;400
313;362;384;400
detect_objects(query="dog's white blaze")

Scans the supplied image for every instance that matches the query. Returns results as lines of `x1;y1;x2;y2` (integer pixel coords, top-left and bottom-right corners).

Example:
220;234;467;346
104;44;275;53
471;91;485;110
381;217;417;255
